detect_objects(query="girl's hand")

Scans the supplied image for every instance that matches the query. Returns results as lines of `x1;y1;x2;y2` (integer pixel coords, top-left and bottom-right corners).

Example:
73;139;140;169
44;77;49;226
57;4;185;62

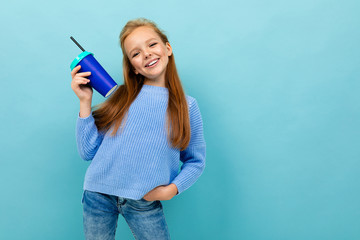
70;65;93;102
142;184;178;201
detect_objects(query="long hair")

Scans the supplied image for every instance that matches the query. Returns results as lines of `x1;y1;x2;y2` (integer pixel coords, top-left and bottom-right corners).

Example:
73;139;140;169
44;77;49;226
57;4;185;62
91;18;191;151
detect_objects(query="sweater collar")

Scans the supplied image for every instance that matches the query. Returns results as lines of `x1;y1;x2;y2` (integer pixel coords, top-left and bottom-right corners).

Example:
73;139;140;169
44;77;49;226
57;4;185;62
140;84;169;94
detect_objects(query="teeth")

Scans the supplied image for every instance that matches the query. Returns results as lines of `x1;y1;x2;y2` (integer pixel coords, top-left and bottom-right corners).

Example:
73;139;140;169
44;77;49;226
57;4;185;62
147;59;158;67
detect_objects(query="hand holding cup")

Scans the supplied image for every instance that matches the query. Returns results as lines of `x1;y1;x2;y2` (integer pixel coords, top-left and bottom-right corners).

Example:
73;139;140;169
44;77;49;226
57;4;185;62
70;65;93;102
70;37;118;98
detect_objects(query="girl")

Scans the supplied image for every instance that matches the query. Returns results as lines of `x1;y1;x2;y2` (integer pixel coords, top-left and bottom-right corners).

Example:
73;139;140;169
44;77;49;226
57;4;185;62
70;18;206;240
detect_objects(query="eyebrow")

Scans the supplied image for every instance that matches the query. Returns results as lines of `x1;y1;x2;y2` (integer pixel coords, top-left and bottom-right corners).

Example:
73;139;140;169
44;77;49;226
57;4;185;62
129;38;158;55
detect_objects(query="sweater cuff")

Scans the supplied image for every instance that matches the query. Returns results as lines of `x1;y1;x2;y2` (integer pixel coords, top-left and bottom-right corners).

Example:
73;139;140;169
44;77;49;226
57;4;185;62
78;112;92;120
77;112;95;132
170;179;183;196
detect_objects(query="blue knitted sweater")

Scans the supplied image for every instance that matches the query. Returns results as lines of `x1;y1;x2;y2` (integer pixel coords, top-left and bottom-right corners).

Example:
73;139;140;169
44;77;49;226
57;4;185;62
76;84;206;200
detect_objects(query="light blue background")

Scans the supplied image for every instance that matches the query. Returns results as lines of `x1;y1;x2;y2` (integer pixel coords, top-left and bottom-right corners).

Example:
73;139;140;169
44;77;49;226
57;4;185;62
1;0;359;239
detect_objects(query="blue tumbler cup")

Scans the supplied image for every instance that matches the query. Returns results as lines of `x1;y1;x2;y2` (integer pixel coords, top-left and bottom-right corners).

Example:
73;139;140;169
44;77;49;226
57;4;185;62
70;51;118;98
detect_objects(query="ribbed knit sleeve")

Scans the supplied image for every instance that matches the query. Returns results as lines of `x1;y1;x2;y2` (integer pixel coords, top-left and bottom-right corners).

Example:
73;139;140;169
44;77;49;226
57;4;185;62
171;98;206;195
76;112;105;161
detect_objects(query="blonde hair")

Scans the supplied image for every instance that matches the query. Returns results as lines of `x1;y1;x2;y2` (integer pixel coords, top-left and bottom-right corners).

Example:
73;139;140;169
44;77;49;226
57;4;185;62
91;18;191;150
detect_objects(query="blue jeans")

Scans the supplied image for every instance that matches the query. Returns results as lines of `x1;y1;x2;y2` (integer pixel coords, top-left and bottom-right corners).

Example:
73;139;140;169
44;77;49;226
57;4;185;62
82;190;171;240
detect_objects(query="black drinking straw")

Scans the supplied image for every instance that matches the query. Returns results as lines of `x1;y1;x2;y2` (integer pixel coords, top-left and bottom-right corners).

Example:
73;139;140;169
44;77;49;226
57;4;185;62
70;36;85;52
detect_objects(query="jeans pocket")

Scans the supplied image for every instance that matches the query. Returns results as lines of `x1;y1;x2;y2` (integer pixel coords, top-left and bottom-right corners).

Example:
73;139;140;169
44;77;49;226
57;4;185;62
127;198;160;211
141;197;153;202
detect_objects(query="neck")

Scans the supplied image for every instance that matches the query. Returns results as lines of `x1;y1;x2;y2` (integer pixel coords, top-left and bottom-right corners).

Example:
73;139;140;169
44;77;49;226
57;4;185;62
144;73;166;87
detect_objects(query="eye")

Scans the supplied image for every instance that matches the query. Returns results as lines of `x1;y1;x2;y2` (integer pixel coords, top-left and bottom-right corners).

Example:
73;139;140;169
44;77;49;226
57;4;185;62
150;43;157;47
132;52;139;58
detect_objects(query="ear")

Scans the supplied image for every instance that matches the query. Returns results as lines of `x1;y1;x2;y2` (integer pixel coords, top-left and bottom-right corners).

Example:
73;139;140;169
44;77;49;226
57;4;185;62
132;67;138;75
166;42;172;56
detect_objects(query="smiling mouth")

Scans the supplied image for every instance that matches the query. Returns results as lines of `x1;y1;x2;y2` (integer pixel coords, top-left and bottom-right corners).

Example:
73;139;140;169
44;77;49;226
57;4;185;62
145;58;160;68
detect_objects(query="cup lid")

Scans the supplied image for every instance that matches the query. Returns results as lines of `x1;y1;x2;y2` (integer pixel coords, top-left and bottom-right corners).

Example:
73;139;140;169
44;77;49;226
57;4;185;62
70;51;94;70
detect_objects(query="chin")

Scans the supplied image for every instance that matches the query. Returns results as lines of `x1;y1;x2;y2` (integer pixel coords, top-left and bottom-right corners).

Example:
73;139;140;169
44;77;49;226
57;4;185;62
143;73;163;80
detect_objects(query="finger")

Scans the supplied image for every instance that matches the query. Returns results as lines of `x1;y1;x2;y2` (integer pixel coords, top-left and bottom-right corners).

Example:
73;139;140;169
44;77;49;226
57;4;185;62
75;76;91;81
75;72;91;77
75;77;91;85
70;65;81;77
77;77;91;83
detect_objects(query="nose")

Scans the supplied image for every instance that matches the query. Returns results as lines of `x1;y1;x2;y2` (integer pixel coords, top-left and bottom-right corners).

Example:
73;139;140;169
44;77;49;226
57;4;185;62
144;51;151;58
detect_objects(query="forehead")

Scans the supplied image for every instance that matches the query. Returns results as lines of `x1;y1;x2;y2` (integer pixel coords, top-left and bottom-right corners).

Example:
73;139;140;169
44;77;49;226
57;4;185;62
124;26;160;54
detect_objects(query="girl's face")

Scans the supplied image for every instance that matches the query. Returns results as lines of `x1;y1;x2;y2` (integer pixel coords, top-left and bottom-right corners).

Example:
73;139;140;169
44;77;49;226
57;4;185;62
124;26;172;84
